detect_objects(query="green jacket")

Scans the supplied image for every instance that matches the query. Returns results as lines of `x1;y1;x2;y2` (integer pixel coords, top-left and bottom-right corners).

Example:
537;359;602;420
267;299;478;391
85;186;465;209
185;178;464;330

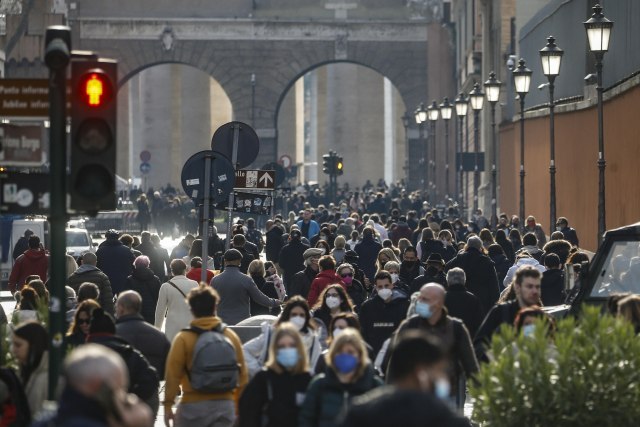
298;364;383;427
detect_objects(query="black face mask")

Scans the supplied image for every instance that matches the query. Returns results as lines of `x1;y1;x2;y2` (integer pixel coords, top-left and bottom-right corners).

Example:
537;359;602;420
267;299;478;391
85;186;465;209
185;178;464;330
426;266;440;276
403;260;418;269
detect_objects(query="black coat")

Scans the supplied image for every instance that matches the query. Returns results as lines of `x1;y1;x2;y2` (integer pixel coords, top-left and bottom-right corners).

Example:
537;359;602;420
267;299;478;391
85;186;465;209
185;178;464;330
289;266;318;299
541;269;566;306
345;279;367;313
279;240;310;287
418;240;446;263
86;334;159;401
251;275;281;316
359;293;410;356
410;270;447;295
445;283;484;338
497;239;516;264
473;299;522;361
66;266;115;314
12;237;29;260
265;226;285;262
445;248;500;317
134;240;166;281
489;253;512;288
96;237;135;294
239;369;312;427
125;267;161;324
342;387;471;427
354;237;383;282
115;314;170;379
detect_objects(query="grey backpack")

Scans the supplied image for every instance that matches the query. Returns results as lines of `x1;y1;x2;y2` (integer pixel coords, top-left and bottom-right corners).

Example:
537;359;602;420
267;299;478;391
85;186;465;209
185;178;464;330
185;324;240;393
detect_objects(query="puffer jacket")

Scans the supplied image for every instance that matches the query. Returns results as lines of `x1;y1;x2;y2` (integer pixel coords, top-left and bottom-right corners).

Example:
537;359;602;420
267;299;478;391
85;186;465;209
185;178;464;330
298;364;383;427
125;266;161;324
66;265;114;314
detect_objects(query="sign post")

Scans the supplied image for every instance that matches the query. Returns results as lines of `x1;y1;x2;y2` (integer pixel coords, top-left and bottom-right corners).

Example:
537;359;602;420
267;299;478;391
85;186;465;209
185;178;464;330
225;124;241;250
200;153;212;284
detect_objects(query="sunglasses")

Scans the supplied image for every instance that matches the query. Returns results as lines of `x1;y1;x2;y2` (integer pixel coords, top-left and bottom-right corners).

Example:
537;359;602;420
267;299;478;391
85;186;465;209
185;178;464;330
340;273;353;278
77;318;90;325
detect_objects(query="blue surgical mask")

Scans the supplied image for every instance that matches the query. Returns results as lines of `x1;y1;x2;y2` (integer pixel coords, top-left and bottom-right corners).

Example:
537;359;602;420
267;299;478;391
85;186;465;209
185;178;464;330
334;353;358;374
276;347;299;369
435;378;451;400
416;301;432;319
522;324;536;337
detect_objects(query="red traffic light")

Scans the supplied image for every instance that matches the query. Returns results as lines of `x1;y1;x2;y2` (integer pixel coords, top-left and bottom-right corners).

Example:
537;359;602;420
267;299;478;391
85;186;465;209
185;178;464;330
78;70;113;107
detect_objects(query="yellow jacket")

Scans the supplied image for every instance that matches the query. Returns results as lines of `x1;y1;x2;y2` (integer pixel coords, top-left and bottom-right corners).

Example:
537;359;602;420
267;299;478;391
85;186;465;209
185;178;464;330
163;316;248;409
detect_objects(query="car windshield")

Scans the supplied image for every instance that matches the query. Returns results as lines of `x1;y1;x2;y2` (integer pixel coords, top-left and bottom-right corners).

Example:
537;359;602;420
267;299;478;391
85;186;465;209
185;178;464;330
590;240;640;297
66;232;88;247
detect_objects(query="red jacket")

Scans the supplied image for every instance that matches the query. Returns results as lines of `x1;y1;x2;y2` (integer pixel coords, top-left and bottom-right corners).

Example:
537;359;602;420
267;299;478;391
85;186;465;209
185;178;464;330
8;249;49;292
307;269;345;307
186;268;214;284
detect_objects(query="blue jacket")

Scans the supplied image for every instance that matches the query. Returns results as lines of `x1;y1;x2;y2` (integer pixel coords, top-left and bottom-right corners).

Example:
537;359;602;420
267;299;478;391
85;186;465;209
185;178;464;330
296;219;320;240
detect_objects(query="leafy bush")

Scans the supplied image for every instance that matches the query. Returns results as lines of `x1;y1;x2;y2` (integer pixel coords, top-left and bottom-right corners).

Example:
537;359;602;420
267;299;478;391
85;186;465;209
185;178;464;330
470;306;640;427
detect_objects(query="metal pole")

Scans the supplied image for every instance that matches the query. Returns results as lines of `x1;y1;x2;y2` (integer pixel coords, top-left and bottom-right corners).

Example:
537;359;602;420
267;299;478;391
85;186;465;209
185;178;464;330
444;118;450;198
431;120;437;203
473;109;480;212
201;154;212;283
596;56;605;246
548;79;557;233
251;73;256;127
44;27;70;400
226;124;241;250
490;102;498;228
519;96;526;224
419;123;426;196
457;115;464;208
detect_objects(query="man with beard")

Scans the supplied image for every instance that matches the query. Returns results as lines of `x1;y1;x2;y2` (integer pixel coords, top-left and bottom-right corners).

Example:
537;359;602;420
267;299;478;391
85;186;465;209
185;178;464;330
399;246;424;286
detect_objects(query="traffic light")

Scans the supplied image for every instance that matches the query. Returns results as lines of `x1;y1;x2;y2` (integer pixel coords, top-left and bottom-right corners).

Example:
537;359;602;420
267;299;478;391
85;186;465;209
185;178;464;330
70;58;117;213
323;153;333;175
335;155;344;176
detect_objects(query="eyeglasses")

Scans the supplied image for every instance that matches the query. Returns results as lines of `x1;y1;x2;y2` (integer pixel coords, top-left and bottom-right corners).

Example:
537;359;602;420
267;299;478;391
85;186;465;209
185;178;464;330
77;318;90;325
340;273;353;278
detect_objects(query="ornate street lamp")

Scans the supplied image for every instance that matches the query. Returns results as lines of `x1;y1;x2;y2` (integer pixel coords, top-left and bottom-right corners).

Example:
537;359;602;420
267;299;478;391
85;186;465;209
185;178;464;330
469;82;484;213
484;71;501;228
540;35;564;232
427;100;439;202
415;102;428;194
455;93;468;211
440;97;453;197
584;4;613;246
401;111;412;184
512;58;532;225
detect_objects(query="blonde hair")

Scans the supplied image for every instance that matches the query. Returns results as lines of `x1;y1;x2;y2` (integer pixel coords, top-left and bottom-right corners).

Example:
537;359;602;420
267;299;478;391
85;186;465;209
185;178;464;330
264;323;309;374
248;259;265;277
376;248;399;273
334;235;346;250
384;261;400;272
326;328;369;380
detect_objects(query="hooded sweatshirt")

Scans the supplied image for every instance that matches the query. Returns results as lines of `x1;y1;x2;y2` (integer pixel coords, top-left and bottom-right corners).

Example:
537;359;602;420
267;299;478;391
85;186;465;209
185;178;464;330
359;290;410;355
503;257;545;289
8;249;49;292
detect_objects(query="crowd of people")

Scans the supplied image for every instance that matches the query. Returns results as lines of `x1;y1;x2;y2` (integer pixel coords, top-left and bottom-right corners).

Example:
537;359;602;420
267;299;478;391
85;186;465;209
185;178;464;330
5;183;640;427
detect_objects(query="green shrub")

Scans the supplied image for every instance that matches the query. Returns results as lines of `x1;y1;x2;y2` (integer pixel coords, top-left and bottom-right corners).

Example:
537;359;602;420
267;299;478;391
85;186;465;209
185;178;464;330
470;306;640;427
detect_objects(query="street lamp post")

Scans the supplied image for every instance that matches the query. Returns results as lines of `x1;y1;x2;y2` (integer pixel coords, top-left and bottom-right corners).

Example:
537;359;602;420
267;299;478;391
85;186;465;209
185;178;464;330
415;103;428;196
584;4;613;246
513;58;532;224
401;112;411;185
484;71;501;228
455;93;468;212
540;35;564;232
427;100;440;203
440;97;453;198
469;82;484;213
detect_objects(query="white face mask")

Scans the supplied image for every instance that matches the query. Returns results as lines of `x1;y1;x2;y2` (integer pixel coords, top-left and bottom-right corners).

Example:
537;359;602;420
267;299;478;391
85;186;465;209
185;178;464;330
390;273;399;283
326;296;341;309
377;288;393;301
289;315;306;330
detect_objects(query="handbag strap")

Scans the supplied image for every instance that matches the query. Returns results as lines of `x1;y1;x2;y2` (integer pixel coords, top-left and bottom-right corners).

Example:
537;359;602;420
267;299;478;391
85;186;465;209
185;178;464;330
168;280;187;298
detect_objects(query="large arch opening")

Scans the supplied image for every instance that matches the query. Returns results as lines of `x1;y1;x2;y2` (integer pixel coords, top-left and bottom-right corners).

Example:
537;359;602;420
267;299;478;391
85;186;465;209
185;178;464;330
117;63;232;192
276;62;408;190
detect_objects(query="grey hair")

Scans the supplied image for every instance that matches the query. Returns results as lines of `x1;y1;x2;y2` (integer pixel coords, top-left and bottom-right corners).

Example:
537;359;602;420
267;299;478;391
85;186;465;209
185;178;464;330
116;290;142;314
64;344;128;389
446;267;466;286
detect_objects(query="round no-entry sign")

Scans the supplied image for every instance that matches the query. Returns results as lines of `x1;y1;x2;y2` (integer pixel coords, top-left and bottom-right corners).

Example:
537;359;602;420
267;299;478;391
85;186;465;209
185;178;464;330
140;150;151;162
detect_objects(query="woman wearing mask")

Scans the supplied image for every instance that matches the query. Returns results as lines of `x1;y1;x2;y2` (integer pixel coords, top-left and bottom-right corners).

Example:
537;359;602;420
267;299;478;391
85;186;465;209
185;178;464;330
313;313;375;374
382;261;410;296
244;297;322;378
311;285;356;342
265;261;286;301
299;328;383;427
238;324;312;427
337;263;366;312
315;240;331;256
438;230;457;262
66;299;100;347
452;219;467;243
11;322;50;418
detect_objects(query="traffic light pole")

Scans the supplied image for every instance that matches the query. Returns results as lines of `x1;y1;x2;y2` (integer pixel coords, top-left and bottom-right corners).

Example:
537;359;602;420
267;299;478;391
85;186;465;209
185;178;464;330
200;153;212;283
44;26;71;400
